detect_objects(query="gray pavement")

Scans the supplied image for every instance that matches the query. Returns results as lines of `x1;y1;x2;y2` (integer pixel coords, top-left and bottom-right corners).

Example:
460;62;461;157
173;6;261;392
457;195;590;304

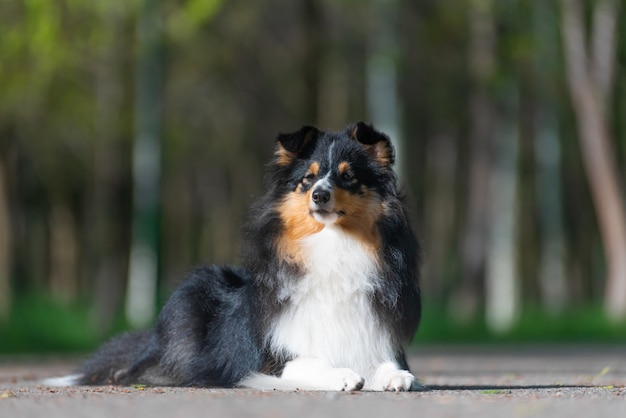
1;345;625;417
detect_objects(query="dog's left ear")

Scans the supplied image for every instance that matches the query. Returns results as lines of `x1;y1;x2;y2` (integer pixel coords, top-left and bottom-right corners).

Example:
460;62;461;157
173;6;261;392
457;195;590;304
275;126;319;166
349;122;394;167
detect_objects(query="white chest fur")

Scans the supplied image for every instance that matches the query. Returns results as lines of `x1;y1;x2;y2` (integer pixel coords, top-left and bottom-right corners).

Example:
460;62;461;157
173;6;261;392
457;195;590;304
269;225;395;378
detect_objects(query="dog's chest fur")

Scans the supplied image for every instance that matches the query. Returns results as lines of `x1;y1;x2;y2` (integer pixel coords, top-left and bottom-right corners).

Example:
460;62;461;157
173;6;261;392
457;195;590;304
269;225;394;377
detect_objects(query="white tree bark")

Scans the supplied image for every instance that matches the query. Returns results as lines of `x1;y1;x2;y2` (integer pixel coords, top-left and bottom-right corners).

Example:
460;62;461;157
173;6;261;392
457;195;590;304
126;0;163;328
366;0;403;178
485;118;520;333
560;0;626;320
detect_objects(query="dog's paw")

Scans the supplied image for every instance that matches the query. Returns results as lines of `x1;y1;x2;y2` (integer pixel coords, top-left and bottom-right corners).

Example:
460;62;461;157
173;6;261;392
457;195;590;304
325;368;365;391
281;358;365;391
381;369;415;392
371;362;417;392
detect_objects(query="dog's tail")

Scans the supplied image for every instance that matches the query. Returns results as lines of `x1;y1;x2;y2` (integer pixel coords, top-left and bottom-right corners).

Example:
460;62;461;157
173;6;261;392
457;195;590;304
41;373;84;387
43;330;154;387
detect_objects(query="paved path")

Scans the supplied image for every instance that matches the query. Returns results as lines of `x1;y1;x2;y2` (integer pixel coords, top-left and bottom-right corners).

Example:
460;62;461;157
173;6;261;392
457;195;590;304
1;345;625;417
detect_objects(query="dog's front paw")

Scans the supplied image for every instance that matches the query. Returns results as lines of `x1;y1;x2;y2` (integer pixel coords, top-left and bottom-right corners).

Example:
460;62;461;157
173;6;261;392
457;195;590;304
382;369;415;392
281;358;365;391
326;368;365;391
371;362;417;392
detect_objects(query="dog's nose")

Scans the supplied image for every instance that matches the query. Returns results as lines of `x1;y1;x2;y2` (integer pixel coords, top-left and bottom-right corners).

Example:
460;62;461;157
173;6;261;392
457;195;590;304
312;189;331;205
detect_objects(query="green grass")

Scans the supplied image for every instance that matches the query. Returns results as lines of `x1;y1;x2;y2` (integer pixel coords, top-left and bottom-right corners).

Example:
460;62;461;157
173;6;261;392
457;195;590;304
479;389;507;395
0;294;106;354
2;294;626;354
414;304;626;344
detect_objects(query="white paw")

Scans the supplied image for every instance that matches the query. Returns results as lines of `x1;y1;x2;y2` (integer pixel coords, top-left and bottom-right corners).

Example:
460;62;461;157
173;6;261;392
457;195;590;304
325;368;365;391
281;358;365;391
371;362;417;392
382;369;415;391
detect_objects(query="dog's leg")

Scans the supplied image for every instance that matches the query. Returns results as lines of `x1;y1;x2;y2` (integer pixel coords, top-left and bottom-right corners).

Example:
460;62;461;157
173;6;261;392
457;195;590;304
115;347;161;385
369;361;418;391
281;358;365;391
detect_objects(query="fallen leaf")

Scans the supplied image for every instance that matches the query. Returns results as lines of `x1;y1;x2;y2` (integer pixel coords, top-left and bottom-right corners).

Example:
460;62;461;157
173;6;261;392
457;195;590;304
0;391;16;399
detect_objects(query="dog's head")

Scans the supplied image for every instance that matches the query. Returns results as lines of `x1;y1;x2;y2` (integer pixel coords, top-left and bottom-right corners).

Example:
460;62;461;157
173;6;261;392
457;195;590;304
272;122;397;246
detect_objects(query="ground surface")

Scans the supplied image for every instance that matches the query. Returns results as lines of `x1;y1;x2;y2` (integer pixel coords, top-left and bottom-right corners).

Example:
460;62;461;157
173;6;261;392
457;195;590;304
1;345;625;417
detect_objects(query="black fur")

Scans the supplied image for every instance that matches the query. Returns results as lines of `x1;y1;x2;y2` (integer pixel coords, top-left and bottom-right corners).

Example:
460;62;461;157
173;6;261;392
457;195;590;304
77;266;261;386
73;122;421;388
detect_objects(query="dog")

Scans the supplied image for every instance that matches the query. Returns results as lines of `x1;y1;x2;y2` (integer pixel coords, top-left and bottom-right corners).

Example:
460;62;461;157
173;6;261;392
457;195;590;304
45;122;421;391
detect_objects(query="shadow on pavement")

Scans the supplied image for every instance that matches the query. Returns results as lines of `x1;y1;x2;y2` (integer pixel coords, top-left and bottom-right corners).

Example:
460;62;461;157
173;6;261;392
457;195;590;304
425;384;596;391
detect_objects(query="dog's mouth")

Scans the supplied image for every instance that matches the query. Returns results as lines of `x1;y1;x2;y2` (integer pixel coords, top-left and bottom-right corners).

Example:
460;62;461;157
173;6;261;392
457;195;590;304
310;208;344;224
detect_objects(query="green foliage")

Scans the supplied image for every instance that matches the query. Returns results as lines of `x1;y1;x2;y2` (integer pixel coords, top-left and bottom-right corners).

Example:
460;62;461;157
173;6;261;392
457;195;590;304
167;0;224;40
415;305;626;344
0;294;103;354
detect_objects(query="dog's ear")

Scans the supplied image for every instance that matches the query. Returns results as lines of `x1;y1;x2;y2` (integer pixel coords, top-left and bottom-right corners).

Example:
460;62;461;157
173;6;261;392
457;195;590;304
275;126;319;165
349;122;394;167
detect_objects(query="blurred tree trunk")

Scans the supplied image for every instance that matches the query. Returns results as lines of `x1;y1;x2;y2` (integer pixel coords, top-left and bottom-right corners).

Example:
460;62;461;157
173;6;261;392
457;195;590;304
518;71;540;303
126;0;163;328
536;110;567;312
560;0;626;320
366;0;403;178
49;203;78;303
455;0;496;320
0;157;11;320
424;132;458;302
486;111;521;333
534;1;566;313
89;3;129;333
302;0;322;124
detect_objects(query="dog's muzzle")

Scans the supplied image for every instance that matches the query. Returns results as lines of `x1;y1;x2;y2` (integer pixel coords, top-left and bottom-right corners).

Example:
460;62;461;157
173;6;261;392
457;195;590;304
310;186;338;224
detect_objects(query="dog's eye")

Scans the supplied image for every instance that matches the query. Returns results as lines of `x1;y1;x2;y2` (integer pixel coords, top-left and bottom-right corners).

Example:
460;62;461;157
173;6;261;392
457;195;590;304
342;172;355;182
304;172;316;181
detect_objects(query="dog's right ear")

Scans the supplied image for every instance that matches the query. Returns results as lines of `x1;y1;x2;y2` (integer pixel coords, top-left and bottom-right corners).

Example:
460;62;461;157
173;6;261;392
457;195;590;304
349;122;394;168
275;126;319;166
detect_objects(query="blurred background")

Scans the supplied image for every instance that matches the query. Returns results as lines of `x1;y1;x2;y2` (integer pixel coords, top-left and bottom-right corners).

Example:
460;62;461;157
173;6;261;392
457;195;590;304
1;0;626;353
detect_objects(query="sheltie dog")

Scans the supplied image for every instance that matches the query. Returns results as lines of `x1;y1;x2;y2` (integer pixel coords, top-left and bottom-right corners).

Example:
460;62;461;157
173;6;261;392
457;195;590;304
46;122;421;391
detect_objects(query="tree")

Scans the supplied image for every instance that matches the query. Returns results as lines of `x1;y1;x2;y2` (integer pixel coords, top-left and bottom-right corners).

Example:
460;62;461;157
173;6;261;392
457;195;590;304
89;2;133;333
533;0;566;313
560;0;626;320
366;0;403;177
456;0;496;320
126;0;163;328
0;156;10;320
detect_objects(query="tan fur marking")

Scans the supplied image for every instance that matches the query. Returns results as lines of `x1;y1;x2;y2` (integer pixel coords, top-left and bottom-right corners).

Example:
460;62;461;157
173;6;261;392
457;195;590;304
334;189;383;251
275;143;295;166
350;126;359;139
309;162;319;177
276;191;324;265
372;142;393;167
338;161;351;175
